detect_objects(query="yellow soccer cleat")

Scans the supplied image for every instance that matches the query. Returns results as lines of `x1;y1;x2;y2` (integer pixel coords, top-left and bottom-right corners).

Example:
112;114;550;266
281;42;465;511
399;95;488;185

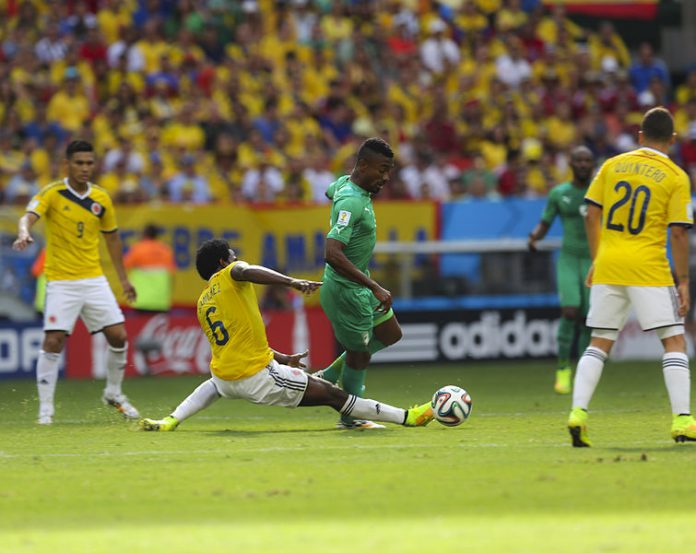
554;367;572;395
404;403;434;427
568;407;591;447
140;415;179;432
671;414;696;443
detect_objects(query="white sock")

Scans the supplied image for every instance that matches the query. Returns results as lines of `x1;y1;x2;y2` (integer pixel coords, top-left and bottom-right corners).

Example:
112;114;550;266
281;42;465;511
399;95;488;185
104;344;127;398
662;352;690;415
572;346;608;410
36;350;60;417
340;395;406;425
171;379;221;422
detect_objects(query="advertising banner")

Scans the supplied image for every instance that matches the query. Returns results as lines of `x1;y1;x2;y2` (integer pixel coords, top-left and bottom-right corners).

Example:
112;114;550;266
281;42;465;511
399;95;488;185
65;307;336;379
0;321;63;379
542;0;658;19
112;201;437;306
371;308;675;363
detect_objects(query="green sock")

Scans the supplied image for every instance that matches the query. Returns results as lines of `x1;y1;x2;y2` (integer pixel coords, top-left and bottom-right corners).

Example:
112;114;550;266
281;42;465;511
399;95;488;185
557;317;575;370
340;365;367;423
321;352;345;384
368;337;386;355
578;324;592;358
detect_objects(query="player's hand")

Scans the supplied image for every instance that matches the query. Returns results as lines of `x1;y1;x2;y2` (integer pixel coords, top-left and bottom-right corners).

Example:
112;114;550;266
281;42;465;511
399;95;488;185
121;278;137;303
677;281;690;318
12;232;34;251
585;264;594;288
527;235;538;252
285;349;309;369
290;279;322;295
371;284;392;312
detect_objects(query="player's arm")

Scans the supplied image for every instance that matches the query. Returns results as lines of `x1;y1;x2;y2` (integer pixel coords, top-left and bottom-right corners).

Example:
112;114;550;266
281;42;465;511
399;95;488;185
528;193;556;252
230;261;321;295
670;225;690;317
102;231;137;303
584;203;602;261
325;238;392;312
528;221;550;252
13;212;39;250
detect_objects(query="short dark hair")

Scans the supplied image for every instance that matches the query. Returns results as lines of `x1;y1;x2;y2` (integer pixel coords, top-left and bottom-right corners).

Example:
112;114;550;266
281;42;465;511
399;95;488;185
641;107;674;142
66;140;94;159
196;239;230;280
357;137;394;162
143;224;162;239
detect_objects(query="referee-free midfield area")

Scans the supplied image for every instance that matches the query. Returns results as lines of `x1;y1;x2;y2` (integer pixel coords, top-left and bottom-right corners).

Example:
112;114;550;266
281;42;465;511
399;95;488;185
1;361;694;553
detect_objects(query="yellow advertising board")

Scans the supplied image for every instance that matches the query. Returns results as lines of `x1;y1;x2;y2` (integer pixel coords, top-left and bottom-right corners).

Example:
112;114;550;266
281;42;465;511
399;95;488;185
111;201;437;306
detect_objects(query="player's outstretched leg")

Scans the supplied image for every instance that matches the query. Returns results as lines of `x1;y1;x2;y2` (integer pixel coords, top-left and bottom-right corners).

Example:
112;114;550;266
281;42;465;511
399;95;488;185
140;379;221;432
302;376;433;428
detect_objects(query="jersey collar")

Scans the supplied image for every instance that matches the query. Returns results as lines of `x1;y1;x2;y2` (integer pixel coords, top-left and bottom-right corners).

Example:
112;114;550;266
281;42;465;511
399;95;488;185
347;178;369;197
64;178;92;199
638;146;669;159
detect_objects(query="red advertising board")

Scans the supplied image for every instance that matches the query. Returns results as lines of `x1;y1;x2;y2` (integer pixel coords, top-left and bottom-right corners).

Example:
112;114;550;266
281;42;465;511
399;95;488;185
543;1;658;19
65;307;336;379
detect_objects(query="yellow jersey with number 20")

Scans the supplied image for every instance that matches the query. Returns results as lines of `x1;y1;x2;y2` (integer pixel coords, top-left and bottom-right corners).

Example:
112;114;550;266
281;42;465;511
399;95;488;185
585;147;693;286
197;262;273;381
27;179;118;281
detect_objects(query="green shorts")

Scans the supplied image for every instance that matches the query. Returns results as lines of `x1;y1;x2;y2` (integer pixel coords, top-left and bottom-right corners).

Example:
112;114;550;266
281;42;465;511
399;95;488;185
320;278;394;352
557;252;592;312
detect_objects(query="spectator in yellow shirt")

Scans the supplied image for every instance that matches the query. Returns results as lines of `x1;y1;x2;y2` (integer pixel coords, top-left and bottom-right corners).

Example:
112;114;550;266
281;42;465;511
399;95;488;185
46;68;91;133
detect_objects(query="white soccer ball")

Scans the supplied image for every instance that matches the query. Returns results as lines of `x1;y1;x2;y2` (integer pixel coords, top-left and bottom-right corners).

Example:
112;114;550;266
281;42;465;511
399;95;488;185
431;385;472;427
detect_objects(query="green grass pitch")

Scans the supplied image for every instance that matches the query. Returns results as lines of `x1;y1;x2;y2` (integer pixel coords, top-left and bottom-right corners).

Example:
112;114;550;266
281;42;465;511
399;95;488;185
2;360;696;553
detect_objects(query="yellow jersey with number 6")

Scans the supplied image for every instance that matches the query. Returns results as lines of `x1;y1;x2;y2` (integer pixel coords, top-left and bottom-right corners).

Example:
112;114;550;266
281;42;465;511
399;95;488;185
585;147;693;286
26;179;118;281
196;262;273;381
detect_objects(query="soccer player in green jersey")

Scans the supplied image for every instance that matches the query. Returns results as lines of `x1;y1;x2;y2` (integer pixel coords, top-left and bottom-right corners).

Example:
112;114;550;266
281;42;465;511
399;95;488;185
528;146;596;395
316;138;405;429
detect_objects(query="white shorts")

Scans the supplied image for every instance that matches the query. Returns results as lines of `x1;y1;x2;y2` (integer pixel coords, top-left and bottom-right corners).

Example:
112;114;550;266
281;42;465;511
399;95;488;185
211;359;309;408
587;284;683;332
44;276;125;334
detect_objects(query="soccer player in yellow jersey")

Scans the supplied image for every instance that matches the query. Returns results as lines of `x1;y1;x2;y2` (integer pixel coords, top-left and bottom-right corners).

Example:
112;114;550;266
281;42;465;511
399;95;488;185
567;107;696;446
13;140;139;425
140;239;434;431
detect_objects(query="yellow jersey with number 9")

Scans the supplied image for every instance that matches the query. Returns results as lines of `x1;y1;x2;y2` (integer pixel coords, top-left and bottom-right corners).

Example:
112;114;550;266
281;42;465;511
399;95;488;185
27;180;118;281
196;262;273;381
585;147;693;286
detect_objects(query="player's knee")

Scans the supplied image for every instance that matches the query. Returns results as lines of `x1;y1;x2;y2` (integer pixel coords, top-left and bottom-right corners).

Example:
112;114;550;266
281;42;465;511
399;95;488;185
561;307;579;320
659;328;686;351
42;332;65;353
346;350;370;369
105;328;128;349
385;323;403;345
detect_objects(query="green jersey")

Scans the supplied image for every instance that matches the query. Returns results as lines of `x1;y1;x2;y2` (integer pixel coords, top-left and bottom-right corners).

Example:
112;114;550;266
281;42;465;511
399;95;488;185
541;181;590;258
323;175;376;288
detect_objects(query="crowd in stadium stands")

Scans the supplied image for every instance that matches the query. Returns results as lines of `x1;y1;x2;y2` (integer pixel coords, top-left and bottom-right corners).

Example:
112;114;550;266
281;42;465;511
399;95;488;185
0;0;695;207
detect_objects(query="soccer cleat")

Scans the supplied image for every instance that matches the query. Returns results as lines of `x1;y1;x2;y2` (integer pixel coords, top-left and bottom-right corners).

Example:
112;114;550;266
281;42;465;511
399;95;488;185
38;414;53;425
140;415;179;432
102;393;140;419
404;403;434;427
554;367;572;395
568;407;591;447
336;419;386;430
671;414;696;443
